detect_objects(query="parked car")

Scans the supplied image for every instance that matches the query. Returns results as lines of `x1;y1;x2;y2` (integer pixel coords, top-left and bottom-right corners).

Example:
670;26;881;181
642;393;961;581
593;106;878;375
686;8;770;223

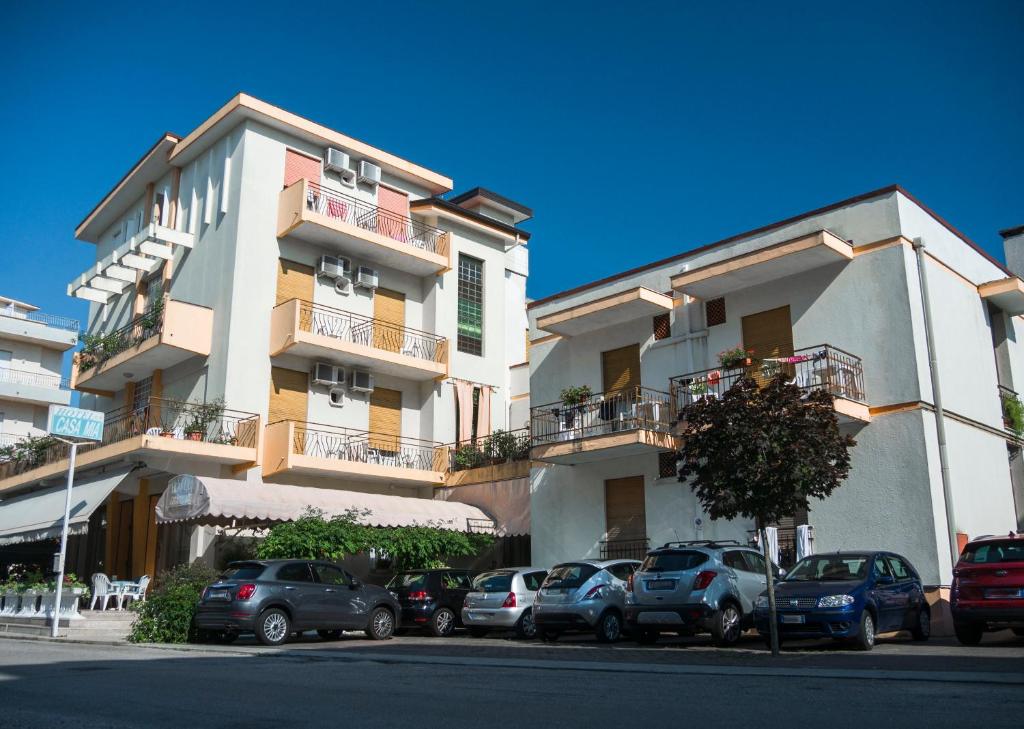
387;569;475;637
194;560;400;646
534;559;640;642
951;532;1024;645
462;567;548;639
753;551;930;651
625;540;778;645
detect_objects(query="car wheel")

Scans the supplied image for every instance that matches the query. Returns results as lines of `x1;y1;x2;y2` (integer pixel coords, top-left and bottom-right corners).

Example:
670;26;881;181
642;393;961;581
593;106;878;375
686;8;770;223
365;607;396;640
429;607;457;638
541;630;561;642
514;609;536;639
468;627;489;638
317;629;343;641
635;629;659;645
954;621;984;646
853;611;876;651
711;603;743;646
256;608;291;647
595;611;622;643
911;608;931;642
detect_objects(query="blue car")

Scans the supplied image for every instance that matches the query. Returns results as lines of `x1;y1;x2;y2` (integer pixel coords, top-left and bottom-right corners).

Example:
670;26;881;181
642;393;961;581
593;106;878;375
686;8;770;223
753;551;931;651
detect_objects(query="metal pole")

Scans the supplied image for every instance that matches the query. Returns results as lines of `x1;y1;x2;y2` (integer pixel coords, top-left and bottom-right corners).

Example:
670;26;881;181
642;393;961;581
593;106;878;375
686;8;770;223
51;441;77;638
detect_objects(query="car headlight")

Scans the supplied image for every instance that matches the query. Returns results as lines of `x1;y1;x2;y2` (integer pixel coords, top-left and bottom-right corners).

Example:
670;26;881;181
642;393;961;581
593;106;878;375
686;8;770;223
755;596;768;609
817;594;854;608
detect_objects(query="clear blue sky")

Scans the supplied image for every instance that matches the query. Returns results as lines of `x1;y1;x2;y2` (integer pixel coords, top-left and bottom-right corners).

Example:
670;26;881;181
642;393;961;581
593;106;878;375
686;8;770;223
1;0;1021;326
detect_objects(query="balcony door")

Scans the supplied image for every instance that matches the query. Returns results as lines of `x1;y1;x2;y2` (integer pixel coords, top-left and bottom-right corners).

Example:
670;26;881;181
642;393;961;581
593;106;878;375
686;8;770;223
741;305;793;385
602;344;641;394
373;288;405;353
605;476;646;544
377;186;410;242
268;366;309;426
369;387;402;452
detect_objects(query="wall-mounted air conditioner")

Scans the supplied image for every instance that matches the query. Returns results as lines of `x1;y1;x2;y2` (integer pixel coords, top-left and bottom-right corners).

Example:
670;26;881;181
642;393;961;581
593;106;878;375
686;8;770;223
325;148;355;186
350;369;374;393
312;362;340;386
355;266;379;290
318;255;351;280
357;161;381;186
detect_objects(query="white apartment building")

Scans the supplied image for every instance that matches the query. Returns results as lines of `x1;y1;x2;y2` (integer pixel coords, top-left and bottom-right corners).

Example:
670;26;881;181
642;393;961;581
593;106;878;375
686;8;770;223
527;185;1023;589
0;94;532;579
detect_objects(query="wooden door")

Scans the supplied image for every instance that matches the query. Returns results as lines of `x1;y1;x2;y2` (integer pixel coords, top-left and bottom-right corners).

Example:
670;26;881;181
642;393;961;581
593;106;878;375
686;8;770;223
268;367;309;425
276;259;315;307
369;387;402;451
284;149;321;189
741;306;794;385
114;499;133;580
605;476;646;541
373;288;406;353
602;344;641;394
377;186;410;242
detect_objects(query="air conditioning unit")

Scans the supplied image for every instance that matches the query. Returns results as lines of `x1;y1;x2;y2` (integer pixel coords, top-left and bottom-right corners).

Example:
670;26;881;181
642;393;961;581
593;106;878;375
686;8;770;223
325;148;355;185
312;362;339;386
357;160;381;185
354;266;379;290
318;255;351;280
350;369;374;393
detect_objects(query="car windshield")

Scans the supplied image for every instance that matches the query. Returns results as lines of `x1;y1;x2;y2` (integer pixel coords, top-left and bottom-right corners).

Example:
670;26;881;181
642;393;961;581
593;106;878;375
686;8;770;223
387;573;430;590
641;551;708;572
542;564;599;590
220;564;266;580
961;540;1024;564
785;555;870;582
473;571;514;592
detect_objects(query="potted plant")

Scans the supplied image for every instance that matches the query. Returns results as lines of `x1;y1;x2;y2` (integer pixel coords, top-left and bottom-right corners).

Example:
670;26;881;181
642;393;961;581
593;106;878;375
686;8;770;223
717;346;754;369
1001;390;1024;436
454;443;482;470
560;385;593;406
139;297;165;338
183;398;225;442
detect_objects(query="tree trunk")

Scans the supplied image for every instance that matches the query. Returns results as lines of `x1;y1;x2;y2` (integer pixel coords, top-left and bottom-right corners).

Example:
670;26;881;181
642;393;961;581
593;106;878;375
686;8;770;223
761;526;780;656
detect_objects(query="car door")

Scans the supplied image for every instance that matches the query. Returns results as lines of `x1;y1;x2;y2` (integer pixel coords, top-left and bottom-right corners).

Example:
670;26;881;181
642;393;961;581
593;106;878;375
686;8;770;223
311;563;357;629
605;562;638;609
274;562;320;630
870;557;902;631
884;556;918;629
731;551;768;614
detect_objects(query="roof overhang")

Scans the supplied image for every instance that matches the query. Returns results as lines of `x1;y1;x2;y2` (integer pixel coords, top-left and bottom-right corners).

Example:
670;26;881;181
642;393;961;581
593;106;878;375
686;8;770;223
448;187;533;223
410;198;530;244
536;287;673;337
979;277;1024;315
671;230;853;299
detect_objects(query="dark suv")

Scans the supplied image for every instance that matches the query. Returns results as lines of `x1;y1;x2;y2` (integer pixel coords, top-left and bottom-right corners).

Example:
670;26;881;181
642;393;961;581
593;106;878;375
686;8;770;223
388;569;475;637
194;560;400;646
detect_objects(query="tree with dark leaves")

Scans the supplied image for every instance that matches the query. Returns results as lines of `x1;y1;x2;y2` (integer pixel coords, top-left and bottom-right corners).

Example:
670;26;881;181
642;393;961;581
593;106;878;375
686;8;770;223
676;375;855;655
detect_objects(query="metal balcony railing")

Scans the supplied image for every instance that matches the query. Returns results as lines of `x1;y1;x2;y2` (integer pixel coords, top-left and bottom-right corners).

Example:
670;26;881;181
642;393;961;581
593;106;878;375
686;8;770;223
0;398;259;480
670;344;866;417
530;387;674;447
293;299;447;364
999;385;1023;436
0;433;27;449
305;181;448;256
0;367;70;390
77;300;166;372
600;537;650;561
445;428;530;473
288;421;448;472
0;307;79;332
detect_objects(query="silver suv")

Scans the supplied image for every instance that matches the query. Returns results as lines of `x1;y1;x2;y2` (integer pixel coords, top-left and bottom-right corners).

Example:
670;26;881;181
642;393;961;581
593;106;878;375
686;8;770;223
534;559;641;643
625;540;777;646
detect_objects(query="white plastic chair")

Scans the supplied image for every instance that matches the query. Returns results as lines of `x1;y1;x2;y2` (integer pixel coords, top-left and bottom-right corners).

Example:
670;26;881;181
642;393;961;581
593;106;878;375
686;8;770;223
122;575;151;607
145;427;162;436
90;573;121;610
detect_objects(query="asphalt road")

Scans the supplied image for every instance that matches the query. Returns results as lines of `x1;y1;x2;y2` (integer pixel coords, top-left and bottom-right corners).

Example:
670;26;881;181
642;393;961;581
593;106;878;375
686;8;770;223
1;632;1022;728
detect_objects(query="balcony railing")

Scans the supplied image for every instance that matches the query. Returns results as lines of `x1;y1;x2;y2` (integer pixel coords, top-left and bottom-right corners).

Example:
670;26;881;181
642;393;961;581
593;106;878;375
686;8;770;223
296;300;447;363
530;387;674;446
306;181;448;256
446;428;531;473
999;385;1023;436
0;367;70;390
0;307;79;332
289;421;447;472
0;398;259;481
78;300;165;372
0;433;27;449
670;344;866;417
600;538;650;561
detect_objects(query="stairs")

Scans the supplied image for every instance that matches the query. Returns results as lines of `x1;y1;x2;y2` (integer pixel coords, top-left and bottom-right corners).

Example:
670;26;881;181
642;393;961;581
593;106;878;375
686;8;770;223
0;609;135;642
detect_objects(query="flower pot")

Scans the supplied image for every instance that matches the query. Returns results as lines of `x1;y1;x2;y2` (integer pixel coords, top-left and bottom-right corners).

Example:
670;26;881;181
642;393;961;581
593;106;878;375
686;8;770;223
160;431;174;438
186;432;203;441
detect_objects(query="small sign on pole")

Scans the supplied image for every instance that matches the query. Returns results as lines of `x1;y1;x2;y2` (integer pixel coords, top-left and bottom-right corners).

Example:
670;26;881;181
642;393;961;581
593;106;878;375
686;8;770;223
47;404;104;638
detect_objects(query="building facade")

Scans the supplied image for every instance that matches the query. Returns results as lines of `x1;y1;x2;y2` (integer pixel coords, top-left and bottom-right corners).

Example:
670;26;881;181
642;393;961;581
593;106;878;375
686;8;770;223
527;186;1023;587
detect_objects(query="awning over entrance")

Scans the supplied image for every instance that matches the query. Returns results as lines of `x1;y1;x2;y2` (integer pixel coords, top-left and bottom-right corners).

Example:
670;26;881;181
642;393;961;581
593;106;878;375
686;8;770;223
155;475;495;534
436;477;530;537
0;466;134;546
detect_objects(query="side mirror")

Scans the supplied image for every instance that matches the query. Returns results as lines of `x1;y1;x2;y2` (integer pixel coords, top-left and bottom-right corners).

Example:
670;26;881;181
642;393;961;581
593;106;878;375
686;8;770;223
777;568;787;580
876;574;895;585
349;577;362;590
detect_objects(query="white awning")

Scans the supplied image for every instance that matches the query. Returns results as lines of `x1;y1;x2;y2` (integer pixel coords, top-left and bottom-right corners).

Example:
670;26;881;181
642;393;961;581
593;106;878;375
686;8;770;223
155;475;495;534
436;477;530;537
0;466;134;546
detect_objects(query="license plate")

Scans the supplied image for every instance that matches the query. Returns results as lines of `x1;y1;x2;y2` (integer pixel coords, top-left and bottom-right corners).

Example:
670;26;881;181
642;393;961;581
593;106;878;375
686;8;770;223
637;612;681;625
208;589;230;601
646;579;675;591
781;614;805;624
985;588;1024;599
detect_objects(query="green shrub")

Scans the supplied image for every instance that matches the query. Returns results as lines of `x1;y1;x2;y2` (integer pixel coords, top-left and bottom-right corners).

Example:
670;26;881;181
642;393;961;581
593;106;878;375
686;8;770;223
127;561;220;644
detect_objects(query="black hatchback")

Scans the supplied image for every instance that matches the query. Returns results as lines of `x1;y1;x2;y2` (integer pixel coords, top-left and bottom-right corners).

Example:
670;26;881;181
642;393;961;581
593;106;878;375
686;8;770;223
194;560;401;646
387;569;475;637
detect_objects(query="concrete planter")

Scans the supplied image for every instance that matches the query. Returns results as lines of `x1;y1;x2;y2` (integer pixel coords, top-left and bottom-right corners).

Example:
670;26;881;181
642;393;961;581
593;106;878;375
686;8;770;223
1;590;19;616
17;590;40;617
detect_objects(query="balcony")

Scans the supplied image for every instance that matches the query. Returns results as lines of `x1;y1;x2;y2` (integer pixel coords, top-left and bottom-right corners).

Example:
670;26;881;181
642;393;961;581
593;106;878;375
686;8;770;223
278;179;450;276
999;385;1023;437
670;344;870;425
0;367;72;407
262;420;447;486
0;308;79;351
270;299;448;381
445;428;531;486
71;298;213;394
536;287;674;337
670;230;854;299
0;398;260;495
530;387;677;465
980;277;1024;316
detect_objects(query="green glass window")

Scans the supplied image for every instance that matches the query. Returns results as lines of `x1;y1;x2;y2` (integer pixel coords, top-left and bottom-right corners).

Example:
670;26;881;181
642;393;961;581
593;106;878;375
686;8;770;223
458;254;483;355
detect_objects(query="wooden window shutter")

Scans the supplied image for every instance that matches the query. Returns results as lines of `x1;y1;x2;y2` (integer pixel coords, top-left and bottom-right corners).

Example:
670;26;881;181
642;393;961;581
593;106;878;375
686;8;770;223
741;306;794;386
705;297;726;326
268;367;309;424
369;387;402;451
653;312;670;341
601;344;641;394
604;476;646;540
376;186;410;242
276;259;315;307
284;149;321;188
373;288;406;352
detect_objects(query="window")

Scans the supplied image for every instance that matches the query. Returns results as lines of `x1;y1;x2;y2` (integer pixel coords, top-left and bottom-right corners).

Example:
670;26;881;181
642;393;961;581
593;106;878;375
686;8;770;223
653;312;671;341
443;572;472;590
472;571;514;592
276;562;314;583
723;551;748;572
641;551;708;572
542;564;599;590
131;376;153;413
313;564;350;586
885;557;911;581
705;297;726;326
786;555;869;581
388;572;430;590
220;563;266;580
606;563;636;581
873;558;893;580
523;571;548;591
658;451;678;479
743;552;767;574
457;254;484;355
961;540;1024;564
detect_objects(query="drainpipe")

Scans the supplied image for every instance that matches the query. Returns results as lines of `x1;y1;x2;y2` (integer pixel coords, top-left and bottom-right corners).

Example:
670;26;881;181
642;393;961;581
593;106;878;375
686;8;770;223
912;238;959;570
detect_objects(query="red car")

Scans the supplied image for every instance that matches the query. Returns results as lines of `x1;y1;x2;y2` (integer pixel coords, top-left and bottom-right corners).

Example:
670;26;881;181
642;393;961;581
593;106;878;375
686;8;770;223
951;532;1024;645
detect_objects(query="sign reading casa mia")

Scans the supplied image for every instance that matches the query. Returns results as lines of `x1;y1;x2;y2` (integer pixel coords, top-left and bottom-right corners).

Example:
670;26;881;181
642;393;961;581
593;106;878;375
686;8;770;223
47;404;104;442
